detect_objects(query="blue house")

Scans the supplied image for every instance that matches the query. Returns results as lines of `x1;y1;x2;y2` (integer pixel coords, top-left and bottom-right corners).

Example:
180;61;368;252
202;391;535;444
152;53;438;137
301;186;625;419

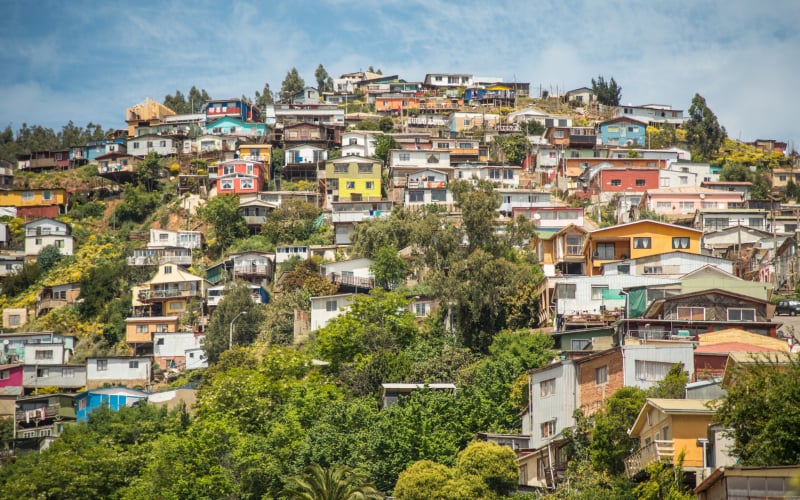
75;386;150;422
204;98;262;122
203;116;266;138
598;116;649;147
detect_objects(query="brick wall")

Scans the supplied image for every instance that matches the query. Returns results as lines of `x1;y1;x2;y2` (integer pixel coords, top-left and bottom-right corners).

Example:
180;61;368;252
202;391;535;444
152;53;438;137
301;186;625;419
577;349;624;416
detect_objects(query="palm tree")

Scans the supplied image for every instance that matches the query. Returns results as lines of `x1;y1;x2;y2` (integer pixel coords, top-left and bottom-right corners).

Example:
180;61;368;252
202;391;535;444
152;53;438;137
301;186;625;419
282;464;383;500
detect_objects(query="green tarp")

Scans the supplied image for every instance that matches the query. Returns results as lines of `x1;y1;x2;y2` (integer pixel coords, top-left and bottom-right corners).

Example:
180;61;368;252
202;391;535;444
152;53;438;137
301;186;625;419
627;287;648;318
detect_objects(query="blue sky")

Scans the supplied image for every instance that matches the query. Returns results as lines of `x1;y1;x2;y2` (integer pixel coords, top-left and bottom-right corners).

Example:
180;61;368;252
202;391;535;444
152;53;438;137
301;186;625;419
1;0;798;149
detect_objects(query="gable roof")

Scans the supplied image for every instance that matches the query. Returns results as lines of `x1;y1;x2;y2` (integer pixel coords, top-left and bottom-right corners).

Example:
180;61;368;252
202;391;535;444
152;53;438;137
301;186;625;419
629;398;715;436
590;219;703;235
147;264;205;285
643;288;770;318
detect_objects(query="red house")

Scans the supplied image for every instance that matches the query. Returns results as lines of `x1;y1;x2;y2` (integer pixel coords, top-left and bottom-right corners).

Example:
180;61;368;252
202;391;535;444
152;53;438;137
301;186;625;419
215;159;265;195
0;363;24;389
578;165;660;201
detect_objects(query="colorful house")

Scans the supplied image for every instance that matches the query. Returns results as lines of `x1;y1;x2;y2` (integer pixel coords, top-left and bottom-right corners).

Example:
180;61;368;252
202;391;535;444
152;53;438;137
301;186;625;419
75;387;150;422
598;116;649;146
323;155;382;203
238;143;272;162
586;220;703;275
203;116;266;138
125;316;181;356
204;98;262;123
625;398;716;479
132;263;208;318
125;97;176;137
0;188;68;218
25;218;74;257
86;356;152;389
215;159;266;194
641;187;745;216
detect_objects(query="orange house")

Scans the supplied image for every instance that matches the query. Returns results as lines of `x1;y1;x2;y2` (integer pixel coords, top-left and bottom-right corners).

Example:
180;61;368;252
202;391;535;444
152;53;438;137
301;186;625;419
586;220;702;275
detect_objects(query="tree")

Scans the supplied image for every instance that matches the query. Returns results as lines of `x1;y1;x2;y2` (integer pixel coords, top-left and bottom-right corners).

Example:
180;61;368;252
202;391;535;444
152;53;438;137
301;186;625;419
313;289;418;371
370;245;408;289
719;162;752;182
261;199;323;245
454;441;519;496
255;82;274;108
521;120;546;136
685;93;726;161
36;244;63;272
393;460;454;500
283;464;383;500
647;363;688;399
587;386;647;475
492;134;529;165
135;151;163;192
715;355;800;465
2;262;42;298
378;116;394;133
591;75;622;106
281;67;306;101
449;180;500;254
374;135;399;163
202;281;266;363
314;64;333;94
198;193;248;253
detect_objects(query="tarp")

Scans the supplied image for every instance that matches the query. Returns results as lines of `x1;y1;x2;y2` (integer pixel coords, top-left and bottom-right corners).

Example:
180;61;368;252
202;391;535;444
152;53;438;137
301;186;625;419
627;287;648;318
602;288;624;300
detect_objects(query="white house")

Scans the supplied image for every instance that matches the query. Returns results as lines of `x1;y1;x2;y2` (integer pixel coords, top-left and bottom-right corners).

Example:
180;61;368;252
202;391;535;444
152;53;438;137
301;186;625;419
127;134;177;157
453;164;521;188
86;356;151;389
341;131;380;158
600;251;734;277
389;149;451;170
404;169;453;207
275;245;309;264
23;364;86;390
526;360;577;449
507;108;572;128
154;331;205;370
0;255;24;278
331;200;393;245
24;218;74;257
320;258;374;282
148;228;203;250
310;293;355;331
554;275;679;318
24;343;70;365
184;348;207;370
285;144;328;166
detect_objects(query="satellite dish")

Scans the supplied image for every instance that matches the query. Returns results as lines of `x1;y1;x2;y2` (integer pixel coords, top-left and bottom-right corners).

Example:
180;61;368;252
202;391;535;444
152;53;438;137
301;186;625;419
533;213;541;220
699;193;706;199
3;340;8;345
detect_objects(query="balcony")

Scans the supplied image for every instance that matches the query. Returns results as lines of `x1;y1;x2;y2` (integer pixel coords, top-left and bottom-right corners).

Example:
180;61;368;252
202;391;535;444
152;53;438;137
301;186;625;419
407;180;446;189
624;440;674;477
232;264;271;276
327;273;375;292
138;287;201;301
15;405;60;423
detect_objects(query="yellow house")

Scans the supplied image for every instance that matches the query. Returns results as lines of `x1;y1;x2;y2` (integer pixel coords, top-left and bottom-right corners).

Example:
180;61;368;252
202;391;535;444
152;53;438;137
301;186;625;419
0;188;68;210
324;155;382;202
625;398;716;478
125;316;181;355
238;143;272;168
587;220;703;275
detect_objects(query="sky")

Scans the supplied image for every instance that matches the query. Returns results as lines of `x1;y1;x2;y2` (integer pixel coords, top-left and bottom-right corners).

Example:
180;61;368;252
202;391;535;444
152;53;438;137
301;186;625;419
1;0;798;149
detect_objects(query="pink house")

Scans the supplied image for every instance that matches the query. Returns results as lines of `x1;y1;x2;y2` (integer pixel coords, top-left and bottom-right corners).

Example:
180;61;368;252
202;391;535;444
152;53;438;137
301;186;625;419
640;187;744;216
215;159;265;195
0;363;24;388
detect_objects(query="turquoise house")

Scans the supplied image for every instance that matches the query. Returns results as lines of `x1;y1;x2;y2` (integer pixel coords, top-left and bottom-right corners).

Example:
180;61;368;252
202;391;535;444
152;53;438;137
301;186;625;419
203;116;266;138
598;116;648;147
75;386;150;422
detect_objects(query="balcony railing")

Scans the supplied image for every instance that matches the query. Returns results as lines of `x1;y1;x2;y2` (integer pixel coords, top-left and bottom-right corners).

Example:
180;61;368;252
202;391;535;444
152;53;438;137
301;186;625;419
16;405;59;422
327;273;375;290
624;440;674;477
138;288;201;301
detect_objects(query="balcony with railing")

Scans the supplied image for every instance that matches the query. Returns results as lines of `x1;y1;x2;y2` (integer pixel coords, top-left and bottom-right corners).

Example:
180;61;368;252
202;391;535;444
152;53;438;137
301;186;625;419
15;405;63;423
138;286;202;301
327;273;375;292
624;440;675;477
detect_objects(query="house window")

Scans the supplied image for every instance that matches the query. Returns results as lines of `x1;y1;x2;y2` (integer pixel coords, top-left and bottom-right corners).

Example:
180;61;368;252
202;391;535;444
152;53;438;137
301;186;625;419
96;359;108;371
240;179;254;190
358;164;373;174
408;191;424;203
22;191;34;201
42;190;52;201
334;164;348;173
595;242;615;259
62;367;74;377
365;181;374;190
727;308;756;322
136;324;148;333
660;178;669;187
633;237;651;249
541;420;556;438
399;153;410;161
610;179;621;186
635;179;646;187
571;339;591;350
35;350;53;360
36;367;49;377
679;176;688;185
540;378;556;398
672;237;690;249
414;303;428;317
679;201;694;210
427;154;439;164
133;142;139;149
635;360;675;382
676;306;705;320
168;302;184;311
325;300;338;312
566;235;583;255
595;365;608;385
556;283;576;299
643;266;663;274
164;265;172;274
617;264;630;274
156;324;168;333
349;138;358;145
345;181;355;190
221;180;233;190
35;238;42;245
591;285;608;300
431;190;447;202
503;169;514;180
160;140;166;147
129;361;139;369
147;141;153;147
157;338;165;345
